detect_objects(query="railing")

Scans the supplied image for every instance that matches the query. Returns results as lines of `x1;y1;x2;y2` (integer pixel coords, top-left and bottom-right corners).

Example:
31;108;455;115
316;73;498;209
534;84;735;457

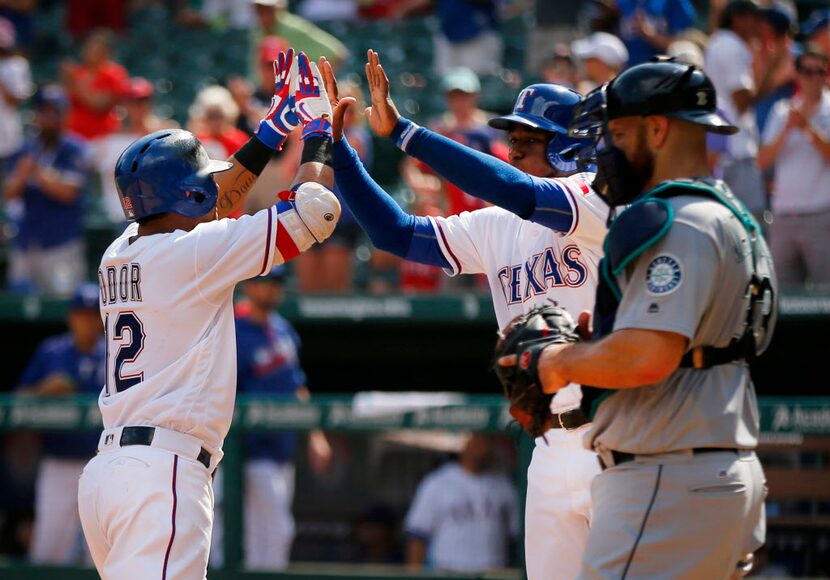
1;394;829;579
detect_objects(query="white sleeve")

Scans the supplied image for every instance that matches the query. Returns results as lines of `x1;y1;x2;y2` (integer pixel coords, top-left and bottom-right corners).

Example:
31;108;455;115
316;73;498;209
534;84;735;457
404;476;439;539
557;173;609;254
721;41;754;95
428;209;493;276
762;100;788;145
4;57;32;99
193;204;313;303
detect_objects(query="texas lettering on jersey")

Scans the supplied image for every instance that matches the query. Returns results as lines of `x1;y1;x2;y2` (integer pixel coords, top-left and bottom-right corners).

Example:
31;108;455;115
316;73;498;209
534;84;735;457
497;244;588;306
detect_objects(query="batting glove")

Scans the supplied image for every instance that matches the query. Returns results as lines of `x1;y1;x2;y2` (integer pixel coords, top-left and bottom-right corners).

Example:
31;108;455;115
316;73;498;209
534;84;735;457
257;48;300;151
293;52;333;141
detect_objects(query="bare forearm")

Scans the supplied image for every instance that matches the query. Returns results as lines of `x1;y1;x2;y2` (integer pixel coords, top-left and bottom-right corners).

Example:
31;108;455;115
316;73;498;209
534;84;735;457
4;173;25;198
37;173;81;204
406;538;427;568
540;329;686;388
806;127;830;163
292;161;334;191
214;159;258;218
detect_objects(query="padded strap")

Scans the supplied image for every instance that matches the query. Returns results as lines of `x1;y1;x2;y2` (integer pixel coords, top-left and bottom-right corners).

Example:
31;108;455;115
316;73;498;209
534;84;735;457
605;197;674;276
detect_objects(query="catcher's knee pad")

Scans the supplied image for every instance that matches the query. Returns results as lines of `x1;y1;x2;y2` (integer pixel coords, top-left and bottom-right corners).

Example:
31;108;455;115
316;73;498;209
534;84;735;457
291;181;341;244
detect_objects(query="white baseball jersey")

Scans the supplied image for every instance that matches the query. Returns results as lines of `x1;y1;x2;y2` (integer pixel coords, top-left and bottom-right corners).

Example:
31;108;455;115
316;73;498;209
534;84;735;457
428;172;608;412
405;462;519;572
96;205;311;456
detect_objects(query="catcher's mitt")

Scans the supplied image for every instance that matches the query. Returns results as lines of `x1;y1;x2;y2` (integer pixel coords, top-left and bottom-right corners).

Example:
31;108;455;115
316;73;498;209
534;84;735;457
494;304;580;438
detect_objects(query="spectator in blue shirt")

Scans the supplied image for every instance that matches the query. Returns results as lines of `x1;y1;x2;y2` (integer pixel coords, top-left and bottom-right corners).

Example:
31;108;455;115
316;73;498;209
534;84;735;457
16;283;105;564
3;85;89;297
211;266;331;570
616;0;696;66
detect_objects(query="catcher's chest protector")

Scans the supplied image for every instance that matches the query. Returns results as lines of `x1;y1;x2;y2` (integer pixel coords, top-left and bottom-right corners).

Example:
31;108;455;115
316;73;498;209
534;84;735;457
583;178;774;417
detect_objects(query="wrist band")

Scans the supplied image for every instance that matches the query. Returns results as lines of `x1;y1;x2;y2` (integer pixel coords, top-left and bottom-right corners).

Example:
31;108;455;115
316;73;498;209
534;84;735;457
390;118;419;152
235;136;274;176
301;136;334;167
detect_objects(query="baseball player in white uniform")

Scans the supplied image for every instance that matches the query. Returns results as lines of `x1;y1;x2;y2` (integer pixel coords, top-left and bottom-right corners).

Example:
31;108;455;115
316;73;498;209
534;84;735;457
77;50;341;579
404;433;519;572
323;51;606;579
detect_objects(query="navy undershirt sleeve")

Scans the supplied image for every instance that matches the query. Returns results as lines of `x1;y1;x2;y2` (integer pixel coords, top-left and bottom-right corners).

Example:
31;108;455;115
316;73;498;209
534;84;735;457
391;118;576;233
333;139;449;268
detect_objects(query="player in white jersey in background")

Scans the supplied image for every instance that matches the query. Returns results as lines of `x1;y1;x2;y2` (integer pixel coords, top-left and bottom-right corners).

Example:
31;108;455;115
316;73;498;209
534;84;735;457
324;50;607;579
77;50;341;579
404;433;519;572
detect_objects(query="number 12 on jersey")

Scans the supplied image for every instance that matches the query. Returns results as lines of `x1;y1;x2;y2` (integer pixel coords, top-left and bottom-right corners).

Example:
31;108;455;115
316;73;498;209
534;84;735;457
104;311;146;394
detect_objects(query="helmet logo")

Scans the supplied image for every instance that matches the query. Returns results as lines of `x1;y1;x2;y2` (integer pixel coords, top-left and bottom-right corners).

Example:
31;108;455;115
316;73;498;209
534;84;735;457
515;88;535;112
696;91;708;107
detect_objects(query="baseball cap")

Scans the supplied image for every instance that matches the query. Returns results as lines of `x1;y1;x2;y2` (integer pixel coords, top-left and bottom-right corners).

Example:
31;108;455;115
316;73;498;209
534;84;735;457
70;283;100;311
262;265;286;282
571;32;629;69
258;35;288;63
125;77;154;99
251;0;287;7
761;2;796;36
667;40;704;68
803;9;830;38
33;84;69;112
441;67;481;94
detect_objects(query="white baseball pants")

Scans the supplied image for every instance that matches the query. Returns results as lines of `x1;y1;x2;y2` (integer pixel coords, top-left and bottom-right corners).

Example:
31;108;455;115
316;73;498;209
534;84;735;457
525;424;600;580
210;460;296;570
78;432;214;579
30;456;89;564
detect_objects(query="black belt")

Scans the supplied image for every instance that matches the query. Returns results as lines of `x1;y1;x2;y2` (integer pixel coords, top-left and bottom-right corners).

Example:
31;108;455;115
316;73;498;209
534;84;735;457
550;409;590;430
604;447;739;469
120;426;211;469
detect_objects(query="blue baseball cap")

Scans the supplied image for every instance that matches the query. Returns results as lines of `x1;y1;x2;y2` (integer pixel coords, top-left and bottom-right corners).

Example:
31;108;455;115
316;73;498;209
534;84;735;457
70;283;100;311
762;2;796;36
804;9;830;38
33;84;69;112
262;265;286;281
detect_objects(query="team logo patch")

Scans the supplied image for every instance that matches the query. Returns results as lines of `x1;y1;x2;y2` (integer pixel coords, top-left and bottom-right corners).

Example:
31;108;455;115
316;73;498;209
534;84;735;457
646;254;682;295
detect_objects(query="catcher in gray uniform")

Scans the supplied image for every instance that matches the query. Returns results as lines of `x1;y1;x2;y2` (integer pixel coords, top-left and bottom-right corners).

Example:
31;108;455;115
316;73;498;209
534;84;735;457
513;60;778;579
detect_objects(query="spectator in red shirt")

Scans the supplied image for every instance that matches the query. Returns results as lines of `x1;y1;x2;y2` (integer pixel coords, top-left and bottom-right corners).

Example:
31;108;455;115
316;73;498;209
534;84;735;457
403;68;507;218
190;85;250;158
61;29;128;141
189;85;249;218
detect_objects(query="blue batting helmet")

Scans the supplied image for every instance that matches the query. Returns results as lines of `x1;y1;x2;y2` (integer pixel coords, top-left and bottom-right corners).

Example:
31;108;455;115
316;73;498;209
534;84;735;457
115;129;234;220
489;84;591;173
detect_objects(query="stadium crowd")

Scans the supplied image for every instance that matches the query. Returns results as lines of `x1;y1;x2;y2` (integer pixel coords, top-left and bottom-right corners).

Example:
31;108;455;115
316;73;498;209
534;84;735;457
0;0;828;297
0;0;829;572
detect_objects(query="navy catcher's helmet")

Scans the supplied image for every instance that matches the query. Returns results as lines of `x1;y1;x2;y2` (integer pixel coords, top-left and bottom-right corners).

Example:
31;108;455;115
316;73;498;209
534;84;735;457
489;84;591;173
570;60;737;139
115;129;233;220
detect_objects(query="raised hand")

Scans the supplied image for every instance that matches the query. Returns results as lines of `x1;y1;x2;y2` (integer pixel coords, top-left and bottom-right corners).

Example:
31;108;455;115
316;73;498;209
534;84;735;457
319;56;356;142
257;48;299;151
293;51;333;141
364;49;402;137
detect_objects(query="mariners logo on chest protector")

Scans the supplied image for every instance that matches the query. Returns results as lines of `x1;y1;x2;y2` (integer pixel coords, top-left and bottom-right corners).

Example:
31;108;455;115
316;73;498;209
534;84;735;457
646;254;682;295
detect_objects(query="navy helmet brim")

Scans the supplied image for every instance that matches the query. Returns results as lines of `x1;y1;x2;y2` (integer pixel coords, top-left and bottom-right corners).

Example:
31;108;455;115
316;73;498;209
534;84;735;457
489;113;568;134
196;159;235;179
667;110;739;135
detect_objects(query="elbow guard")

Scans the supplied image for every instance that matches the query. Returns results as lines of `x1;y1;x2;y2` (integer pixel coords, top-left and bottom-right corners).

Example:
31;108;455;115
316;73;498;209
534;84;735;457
277;182;341;253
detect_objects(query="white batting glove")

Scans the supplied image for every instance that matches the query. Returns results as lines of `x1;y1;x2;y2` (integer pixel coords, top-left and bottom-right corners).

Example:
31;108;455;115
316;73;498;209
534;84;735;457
257;48;300;150
292;52;333;141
